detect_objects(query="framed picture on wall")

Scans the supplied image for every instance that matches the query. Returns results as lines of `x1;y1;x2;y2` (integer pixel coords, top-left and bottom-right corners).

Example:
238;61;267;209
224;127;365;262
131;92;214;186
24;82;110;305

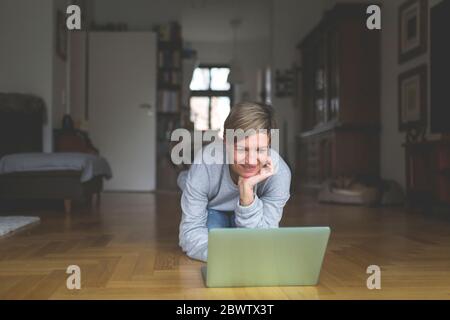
398;0;428;64
56;10;67;61
398;64;427;131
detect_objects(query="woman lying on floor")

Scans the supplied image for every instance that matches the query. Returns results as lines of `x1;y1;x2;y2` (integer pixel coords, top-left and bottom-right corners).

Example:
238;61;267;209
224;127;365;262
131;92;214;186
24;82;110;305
178;102;291;262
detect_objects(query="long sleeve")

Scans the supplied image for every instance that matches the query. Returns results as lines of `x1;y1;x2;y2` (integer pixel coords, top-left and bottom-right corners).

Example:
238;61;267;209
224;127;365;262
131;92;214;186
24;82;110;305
178;164;210;262
234;163;291;229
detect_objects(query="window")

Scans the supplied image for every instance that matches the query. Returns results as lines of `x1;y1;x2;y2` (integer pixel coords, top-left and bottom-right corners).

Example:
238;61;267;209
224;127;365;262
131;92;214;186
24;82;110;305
190;65;232;136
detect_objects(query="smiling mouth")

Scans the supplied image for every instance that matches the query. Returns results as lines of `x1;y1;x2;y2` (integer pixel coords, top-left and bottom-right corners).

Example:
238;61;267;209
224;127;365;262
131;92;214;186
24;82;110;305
241;165;258;172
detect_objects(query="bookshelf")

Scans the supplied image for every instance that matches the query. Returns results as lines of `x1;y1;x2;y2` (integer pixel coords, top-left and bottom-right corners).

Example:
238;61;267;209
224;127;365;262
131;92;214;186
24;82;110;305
155;22;182;114
154;22;183;190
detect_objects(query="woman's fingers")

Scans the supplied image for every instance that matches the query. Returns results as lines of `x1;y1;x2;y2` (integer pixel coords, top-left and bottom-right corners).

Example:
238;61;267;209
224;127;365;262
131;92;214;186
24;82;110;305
261;158;274;176
239;157;275;188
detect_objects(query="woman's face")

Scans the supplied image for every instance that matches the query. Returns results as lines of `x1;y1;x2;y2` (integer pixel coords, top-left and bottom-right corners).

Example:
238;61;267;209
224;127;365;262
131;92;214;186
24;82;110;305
228;132;270;179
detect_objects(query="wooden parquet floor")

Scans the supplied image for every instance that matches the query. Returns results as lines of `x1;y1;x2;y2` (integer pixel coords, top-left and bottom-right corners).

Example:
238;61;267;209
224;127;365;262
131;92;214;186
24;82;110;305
0;192;449;299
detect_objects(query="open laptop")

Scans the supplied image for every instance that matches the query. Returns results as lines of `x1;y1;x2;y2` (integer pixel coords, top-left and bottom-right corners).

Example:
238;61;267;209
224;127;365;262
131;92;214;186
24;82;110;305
203;227;330;288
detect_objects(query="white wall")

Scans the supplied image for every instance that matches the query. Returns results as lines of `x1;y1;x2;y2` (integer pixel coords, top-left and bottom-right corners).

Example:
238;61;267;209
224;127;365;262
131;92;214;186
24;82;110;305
69;32;87;125
53;0;70;130
270;0;325;167
0;0;70;151
0;0;54;152
379;0;442;188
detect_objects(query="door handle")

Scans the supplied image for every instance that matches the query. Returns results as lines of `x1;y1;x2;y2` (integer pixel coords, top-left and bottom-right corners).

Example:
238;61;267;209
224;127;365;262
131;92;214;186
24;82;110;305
139;103;153;110
139;103;155;116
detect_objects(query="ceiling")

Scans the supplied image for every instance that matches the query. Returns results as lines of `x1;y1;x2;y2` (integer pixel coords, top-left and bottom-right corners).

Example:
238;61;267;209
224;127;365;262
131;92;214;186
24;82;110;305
181;0;272;42
92;0;272;43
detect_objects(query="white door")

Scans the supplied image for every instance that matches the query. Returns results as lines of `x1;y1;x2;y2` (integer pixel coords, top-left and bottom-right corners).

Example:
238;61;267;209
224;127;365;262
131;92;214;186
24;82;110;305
89;32;157;191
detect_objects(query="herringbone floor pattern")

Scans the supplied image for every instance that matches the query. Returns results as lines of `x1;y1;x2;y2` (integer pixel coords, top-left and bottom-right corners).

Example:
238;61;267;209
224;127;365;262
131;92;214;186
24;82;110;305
0;193;449;299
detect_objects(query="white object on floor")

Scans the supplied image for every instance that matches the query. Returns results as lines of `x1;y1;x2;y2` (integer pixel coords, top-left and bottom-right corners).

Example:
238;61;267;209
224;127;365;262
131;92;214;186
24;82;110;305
0;216;40;237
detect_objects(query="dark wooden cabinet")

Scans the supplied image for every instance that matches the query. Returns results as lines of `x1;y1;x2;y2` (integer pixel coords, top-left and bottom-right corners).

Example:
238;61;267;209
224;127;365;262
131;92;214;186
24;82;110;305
404;141;450;206
295;4;381;191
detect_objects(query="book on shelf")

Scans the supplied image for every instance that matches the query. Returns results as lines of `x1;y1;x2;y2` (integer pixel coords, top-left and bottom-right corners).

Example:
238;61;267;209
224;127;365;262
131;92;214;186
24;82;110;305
158;71;181;87
172;51;181;68
171;71;180;86
158;50;181;69
157;90;179;113
158;51;164;68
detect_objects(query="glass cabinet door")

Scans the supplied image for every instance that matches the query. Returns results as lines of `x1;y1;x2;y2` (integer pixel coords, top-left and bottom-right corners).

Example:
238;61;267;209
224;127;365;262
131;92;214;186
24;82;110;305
313;35;327;126
327;28;339;122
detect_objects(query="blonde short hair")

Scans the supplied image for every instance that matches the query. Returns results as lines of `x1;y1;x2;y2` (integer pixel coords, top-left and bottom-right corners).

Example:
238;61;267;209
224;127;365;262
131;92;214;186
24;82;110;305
223;102;277;136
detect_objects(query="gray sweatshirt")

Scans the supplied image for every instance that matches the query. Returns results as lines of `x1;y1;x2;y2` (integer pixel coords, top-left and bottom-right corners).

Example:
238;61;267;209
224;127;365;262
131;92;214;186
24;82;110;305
178;141;291;262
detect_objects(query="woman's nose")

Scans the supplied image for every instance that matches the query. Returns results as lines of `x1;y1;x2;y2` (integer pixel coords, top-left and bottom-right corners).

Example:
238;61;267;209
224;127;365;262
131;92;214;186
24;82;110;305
245;150;258;165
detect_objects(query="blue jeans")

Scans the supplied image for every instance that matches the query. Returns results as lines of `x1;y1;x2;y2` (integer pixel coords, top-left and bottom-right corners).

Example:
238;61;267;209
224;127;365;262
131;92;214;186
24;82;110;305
207;209;236;230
